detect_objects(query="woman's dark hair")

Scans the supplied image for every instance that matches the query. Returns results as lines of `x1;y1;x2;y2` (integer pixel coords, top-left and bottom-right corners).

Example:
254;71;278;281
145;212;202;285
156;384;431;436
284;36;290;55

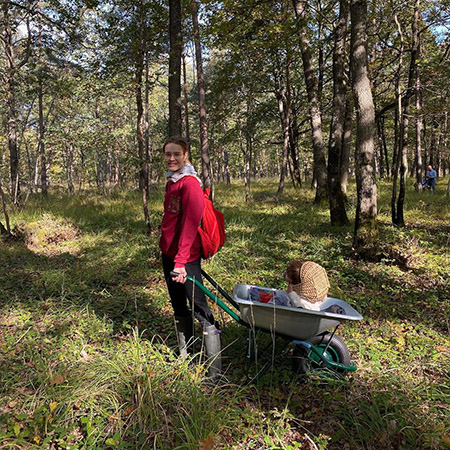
163;136;189;154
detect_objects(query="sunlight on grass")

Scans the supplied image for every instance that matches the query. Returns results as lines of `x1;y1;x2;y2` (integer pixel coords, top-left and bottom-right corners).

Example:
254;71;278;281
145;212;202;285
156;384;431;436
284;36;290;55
0;178;449;449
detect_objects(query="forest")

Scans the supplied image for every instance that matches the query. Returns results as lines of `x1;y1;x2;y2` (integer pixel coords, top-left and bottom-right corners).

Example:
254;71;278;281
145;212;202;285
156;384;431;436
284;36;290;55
1;0;449;449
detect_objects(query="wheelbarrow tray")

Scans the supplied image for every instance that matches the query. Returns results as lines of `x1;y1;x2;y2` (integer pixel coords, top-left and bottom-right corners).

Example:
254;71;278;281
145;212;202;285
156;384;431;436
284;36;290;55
233;284;363;340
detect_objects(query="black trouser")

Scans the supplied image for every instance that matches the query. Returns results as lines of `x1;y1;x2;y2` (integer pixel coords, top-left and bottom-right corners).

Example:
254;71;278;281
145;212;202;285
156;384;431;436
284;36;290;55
162;254;216;328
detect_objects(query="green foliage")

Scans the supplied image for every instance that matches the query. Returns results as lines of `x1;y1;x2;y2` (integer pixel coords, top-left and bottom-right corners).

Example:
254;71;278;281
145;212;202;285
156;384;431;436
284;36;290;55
0;179;449;449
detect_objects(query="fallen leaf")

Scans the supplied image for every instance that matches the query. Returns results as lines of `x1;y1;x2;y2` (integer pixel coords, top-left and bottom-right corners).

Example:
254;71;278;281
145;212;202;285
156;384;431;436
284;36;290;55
199;435;214;450
50;402;58;413
8;400;18;408
442;435;450;447
52;374;65;385
123;405;134;416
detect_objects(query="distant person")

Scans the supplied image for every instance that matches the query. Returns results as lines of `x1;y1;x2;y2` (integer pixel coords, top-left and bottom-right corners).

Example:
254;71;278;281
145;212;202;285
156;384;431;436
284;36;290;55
159;136;221;377
426;165;437;193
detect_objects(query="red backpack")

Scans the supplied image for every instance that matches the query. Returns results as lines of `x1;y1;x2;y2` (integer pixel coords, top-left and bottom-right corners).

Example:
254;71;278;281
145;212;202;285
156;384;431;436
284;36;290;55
198;188;225;259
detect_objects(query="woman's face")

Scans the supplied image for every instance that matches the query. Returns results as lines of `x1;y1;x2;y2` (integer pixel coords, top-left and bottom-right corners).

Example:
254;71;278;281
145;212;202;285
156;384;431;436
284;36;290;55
164;143;188;172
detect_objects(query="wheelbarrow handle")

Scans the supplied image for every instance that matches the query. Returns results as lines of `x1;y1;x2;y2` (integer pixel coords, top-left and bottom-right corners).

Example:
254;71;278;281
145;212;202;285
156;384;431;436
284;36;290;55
169;272;248;327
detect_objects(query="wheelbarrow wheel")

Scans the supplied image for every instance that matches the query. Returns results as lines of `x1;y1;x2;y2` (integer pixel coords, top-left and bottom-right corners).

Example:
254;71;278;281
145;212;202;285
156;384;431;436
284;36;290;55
292;333;351;374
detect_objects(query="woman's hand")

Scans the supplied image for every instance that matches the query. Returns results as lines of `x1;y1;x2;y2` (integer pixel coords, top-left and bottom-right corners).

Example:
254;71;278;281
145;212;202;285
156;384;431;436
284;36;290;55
172;267;187;284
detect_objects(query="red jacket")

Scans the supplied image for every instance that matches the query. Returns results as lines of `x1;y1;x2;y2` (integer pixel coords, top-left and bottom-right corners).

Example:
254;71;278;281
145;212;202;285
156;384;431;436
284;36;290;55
159;176;205;268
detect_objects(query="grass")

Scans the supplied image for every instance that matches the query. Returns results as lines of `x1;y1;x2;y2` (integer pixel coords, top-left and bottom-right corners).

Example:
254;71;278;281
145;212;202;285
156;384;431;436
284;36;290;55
0;178;449;449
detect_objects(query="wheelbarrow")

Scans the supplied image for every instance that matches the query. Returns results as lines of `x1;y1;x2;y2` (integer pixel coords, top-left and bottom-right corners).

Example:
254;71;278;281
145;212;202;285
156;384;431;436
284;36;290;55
171;270;363;379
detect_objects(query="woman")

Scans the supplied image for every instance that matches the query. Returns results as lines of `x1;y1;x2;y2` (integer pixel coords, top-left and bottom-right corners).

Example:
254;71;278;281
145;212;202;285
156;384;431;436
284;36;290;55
159;136;221;376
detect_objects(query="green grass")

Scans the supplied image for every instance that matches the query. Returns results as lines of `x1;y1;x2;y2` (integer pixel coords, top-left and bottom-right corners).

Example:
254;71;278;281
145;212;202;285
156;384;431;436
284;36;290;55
0;178;449;449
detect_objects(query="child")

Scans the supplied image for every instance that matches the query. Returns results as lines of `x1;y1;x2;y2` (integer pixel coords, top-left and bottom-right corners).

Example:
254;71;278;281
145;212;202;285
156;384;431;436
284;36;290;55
249;260;345;314
285;260;330;311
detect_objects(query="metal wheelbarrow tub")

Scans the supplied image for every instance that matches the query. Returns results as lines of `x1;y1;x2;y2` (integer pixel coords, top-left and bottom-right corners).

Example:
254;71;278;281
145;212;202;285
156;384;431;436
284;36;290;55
233;283;363;341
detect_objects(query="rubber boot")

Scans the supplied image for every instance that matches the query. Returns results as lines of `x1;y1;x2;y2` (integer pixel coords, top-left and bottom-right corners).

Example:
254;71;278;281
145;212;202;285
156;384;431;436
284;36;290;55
203;325;222;378
174;315;193;357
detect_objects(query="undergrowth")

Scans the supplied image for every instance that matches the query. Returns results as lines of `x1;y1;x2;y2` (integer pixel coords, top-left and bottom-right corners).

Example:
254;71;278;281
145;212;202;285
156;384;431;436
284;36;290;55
0;178;449;449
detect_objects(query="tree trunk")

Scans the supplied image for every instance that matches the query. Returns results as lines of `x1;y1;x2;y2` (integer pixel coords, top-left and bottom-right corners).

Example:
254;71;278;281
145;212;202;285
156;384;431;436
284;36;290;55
351;0;378;251
2;1;20;202
38;77;48;195
239;112;251;202
286;52;301;188
414;0;423;188
288;112;302;187
395;3;419;225
136;9;150;233
191;0;212;195
144;56;151;190
381;116;390;177
0;175;11;235
66;142;74;194
169;0;182;136
274;54;292;197
276;86;290;197
224;150;231;184
328;0;349;225
292;0;328;204
391;13;404;226
377;116;390;178
340;93;353;196
376;115;385;178
182;46;191;159
37;3;48;196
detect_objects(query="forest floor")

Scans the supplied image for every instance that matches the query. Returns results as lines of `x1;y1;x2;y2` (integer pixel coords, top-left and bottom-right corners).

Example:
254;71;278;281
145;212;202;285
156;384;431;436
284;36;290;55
0;178;449;450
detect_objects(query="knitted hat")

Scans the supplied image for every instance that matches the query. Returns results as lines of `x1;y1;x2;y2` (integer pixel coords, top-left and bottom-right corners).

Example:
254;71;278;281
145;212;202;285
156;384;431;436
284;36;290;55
287;261;330;304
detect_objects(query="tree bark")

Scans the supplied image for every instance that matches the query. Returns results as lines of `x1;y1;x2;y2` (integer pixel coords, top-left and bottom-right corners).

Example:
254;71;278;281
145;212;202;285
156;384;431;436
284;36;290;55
391;13;404;225
328;0;349;225
413;0;423;189
292;0;328;204
136;7;150;233
38;77;48;195
0;175;11;235
224;150;231;184
169;0;182;136
286;53;301;188
288;112;302;187
191;0;212;195
37;2;48;196
2;1;20;202
275;79;290;197
340;93;353;196
351;0;378;251
66;142;74;194
182;46;191;159
145;56;151;188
